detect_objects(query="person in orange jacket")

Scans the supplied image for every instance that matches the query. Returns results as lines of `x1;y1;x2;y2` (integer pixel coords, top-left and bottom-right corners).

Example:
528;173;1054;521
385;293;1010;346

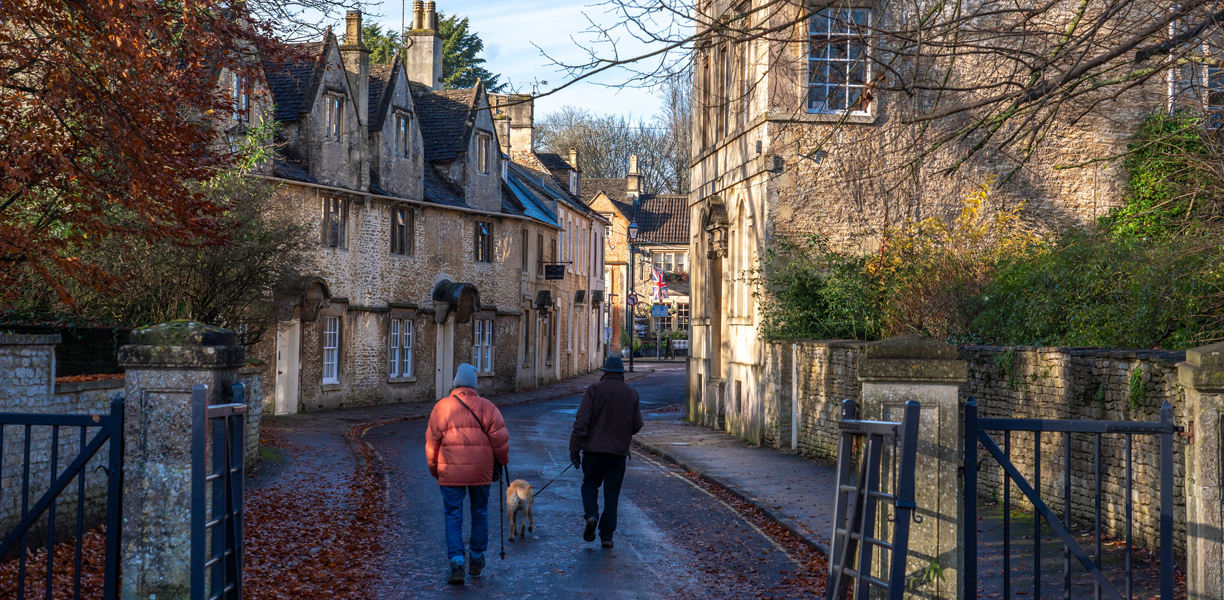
426;364;510;585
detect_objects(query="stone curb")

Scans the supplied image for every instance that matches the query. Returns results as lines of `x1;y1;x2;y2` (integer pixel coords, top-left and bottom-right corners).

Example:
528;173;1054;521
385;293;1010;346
632;435;831;558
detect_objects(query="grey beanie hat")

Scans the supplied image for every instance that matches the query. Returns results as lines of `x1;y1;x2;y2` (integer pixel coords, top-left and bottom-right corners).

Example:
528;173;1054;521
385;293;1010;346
453;363;479;389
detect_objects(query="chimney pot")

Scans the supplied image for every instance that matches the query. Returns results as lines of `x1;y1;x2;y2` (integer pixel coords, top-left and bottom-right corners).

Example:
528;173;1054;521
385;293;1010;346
412;0;424;30
425;1;437;30
345;10;362;47
626;154;642;201
569;147;578;170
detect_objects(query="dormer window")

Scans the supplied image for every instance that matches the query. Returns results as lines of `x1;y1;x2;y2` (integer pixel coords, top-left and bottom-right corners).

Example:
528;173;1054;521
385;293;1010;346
232;74;251;123
395;113;411;157
325;95;344;139
477;133;490;174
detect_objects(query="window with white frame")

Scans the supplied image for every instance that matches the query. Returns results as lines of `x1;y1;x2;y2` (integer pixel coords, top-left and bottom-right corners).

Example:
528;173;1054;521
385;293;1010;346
677;303;690;331
233;74;251;123
1208;66;1224;129
395;113;411;157
808;7;872;115
580;310;586;352
322;316;340;384
323;196;347;248
567;303;574;351
389;318;414;378
325;95;344;139
474;319;493;373
653;252;681;273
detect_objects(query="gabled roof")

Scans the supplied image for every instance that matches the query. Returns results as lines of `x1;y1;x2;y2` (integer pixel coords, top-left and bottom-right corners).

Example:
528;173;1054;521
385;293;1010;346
423;162;468;208
580;178;628;205
412;84;482;163
503;165;559;227
367;60;401;132
263;36;332;124
634;195;689;244
536;152;574;172
512;160;602;221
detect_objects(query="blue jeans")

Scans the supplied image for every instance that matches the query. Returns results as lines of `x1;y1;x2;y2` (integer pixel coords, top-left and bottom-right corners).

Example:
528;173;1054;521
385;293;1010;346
440;485;491;565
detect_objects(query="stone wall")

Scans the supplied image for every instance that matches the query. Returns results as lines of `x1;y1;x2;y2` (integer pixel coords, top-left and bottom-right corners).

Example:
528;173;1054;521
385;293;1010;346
768;340;1189;552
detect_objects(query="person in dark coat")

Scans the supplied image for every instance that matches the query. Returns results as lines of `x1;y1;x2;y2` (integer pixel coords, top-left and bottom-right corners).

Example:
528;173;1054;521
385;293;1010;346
569;355;643;548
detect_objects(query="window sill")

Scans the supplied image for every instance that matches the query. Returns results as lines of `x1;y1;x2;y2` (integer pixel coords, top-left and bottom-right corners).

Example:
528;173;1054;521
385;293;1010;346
764;109;877;125
478;371;495;378
321;382;342;392
388;376;417;384
729;317;754;326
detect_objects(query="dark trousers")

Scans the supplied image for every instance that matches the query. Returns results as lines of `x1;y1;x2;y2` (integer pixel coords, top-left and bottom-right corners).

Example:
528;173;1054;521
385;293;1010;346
581;452;627;540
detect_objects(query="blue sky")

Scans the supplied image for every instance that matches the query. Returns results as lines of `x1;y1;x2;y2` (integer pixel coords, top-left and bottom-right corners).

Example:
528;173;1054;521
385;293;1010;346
362;0;665;119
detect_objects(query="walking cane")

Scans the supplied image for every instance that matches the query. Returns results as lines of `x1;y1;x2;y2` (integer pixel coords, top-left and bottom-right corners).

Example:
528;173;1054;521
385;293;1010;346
499;464;507;560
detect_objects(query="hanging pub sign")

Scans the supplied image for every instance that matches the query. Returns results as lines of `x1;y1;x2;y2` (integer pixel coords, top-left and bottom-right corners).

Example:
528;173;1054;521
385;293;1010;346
544;264;565;280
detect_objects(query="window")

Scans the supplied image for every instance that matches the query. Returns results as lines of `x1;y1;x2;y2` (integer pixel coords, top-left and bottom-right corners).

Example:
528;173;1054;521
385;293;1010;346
550;237;557;265
678;252;688;274
580;310;586;352
567;302;574;351
323;197;348;248
544;314;554;364
390;207;412;255
536;233;545;278
474;220;493;263
389;318;414;378
677;303;690;331
1209;66;1224;129
322;317;340;384
521;228;529;272
474;319;493;373
477;133;490;174
395;113;411;157
808;8;872;114
653;252;678;273
325;95;343;139
522;311;531;363
233;74;251;123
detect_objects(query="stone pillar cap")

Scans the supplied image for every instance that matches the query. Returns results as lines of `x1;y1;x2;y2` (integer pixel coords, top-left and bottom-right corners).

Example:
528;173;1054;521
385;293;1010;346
1187;342;1224;368
863;334;958;360
119;321;244;369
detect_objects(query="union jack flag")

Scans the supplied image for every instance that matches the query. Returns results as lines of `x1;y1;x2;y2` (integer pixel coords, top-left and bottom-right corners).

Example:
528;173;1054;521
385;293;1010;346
651;267;669;302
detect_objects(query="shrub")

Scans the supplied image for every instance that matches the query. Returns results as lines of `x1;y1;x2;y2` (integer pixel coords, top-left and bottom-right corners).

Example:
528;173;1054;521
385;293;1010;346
754;234;882;341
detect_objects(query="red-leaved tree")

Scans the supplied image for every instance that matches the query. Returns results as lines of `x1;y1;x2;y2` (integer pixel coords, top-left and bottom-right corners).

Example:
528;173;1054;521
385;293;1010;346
0;0;279;307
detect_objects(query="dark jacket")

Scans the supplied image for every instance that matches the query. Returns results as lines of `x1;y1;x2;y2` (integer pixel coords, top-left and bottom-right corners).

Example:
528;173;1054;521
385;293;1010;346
569;372;643;456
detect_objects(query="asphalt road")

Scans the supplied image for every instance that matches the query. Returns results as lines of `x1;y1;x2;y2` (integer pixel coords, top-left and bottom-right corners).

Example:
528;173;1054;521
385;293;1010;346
364;365;820;599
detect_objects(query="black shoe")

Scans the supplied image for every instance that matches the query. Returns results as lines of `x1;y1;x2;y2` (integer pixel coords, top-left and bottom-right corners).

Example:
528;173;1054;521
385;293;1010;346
469;554;485;576
448;564;465;585
583;517;598;542
601;539;614;548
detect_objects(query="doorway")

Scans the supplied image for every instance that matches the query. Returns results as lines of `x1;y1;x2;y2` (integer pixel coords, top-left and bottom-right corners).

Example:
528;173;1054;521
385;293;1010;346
434;316;455;395
274;320;300;415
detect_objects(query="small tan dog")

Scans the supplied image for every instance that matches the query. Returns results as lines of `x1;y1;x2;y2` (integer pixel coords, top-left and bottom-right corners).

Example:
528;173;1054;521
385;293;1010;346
506;479;534;541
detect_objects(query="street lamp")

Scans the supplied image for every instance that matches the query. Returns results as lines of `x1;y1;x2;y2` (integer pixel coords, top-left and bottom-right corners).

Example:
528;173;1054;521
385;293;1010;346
626;220;639;373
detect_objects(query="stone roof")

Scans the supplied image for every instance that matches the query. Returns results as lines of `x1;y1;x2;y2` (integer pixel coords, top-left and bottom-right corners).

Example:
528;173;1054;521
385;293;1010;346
263;40;327;123
423;162;467;207
367;62;397;132
580;178;627;204
635;195;690;245
412;84;478;163
536;152;574;172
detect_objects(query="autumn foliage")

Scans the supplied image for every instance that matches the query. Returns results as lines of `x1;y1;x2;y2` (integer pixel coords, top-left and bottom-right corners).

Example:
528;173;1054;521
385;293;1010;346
0;0;278;307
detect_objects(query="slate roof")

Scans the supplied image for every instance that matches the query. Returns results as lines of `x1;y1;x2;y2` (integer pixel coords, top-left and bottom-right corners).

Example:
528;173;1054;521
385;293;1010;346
272;156;317;184
634;195;690;245
367;62;396;132
536;152;574;172
412;84;479;163
513;161;603;221
423;162;468;207
580;178;628;205
263;41;327;123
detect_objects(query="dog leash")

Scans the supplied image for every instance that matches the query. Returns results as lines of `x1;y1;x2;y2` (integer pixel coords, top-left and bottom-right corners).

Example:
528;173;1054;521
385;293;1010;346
532;463;573;497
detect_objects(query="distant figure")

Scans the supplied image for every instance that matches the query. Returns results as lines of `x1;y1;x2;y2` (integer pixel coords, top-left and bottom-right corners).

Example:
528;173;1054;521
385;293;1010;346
569;356;644;548
426;364;509;585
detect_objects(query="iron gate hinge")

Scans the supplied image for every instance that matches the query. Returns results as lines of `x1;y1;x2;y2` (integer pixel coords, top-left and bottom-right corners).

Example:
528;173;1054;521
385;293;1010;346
1178;421;1194;445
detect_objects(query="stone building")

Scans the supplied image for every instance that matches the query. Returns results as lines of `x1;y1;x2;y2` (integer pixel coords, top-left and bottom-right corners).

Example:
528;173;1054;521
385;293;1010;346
216;6;604;414
684;0;1184;433
583;157;690;358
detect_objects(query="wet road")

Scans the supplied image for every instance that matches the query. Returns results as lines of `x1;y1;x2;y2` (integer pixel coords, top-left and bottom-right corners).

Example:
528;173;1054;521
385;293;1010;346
365;365;821;599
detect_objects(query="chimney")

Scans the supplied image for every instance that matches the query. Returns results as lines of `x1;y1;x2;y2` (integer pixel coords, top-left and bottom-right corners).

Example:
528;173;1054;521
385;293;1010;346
627;155;641;205
340;10;371;189
568;147;579;196
406;1;443;90
507;94;534;157
412;0;424;29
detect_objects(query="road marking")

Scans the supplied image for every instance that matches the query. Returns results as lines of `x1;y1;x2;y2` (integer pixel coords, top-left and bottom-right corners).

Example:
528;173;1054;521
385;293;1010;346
633;451;801;567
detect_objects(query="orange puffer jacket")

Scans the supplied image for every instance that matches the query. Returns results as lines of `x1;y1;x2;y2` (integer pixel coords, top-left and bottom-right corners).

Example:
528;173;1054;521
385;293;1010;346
426;387;510;486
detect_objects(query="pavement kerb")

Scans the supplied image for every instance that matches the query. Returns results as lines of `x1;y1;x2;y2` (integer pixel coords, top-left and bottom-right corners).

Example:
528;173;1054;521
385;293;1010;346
632;436;832;559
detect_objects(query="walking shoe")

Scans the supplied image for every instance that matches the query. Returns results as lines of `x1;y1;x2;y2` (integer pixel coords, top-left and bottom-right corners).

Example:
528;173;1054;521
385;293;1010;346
583;516;598;542
448;560;465;585
601;539;614;549
469;553;485;576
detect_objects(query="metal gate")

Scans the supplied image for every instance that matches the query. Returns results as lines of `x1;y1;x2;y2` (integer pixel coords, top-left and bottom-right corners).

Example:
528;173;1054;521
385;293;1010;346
0;396;124;599
964;397;1178;600
826;399;921;600
191;382;247;600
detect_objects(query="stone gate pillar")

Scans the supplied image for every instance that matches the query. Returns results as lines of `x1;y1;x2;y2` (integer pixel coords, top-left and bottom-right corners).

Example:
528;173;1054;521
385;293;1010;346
1179;342;1224;598
118;322;245;600
858;334;966;600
